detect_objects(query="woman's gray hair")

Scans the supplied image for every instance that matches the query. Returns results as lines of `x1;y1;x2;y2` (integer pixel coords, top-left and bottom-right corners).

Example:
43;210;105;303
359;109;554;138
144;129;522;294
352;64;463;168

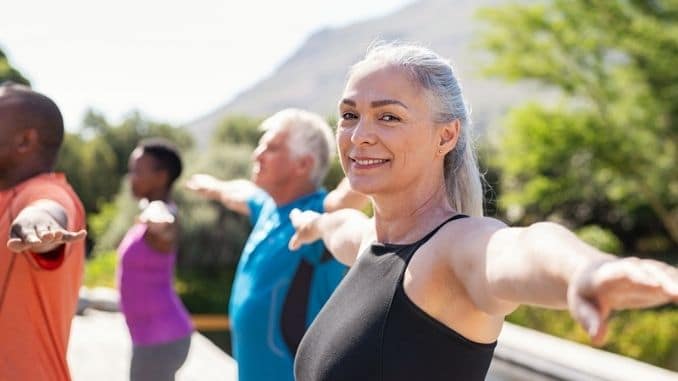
260;108;335;187
350;41;484;216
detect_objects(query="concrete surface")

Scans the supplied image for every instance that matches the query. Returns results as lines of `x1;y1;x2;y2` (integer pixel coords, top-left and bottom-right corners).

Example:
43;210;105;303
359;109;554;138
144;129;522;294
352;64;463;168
68;310;236;381
67;309;677;381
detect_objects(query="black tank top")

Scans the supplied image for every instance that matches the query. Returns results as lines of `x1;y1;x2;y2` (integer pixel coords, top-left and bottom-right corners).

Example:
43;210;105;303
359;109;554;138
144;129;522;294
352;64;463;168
294;215;496;381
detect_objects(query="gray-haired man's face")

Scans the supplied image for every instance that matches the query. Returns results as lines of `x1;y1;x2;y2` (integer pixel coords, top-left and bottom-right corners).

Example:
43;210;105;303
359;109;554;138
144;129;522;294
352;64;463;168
251;128;299;193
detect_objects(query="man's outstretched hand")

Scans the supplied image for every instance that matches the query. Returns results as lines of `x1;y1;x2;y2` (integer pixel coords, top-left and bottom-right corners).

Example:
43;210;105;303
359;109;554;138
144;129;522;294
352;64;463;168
185;174;224;200
7;200;86;253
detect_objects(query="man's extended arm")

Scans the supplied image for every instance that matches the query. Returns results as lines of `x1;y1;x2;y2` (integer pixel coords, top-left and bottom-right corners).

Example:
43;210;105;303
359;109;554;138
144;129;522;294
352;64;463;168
7;199;86;253
185;173;259;216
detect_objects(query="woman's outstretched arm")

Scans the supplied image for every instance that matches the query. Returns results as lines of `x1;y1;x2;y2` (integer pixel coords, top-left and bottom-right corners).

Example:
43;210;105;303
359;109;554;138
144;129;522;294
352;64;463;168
447;218;678;345
323;177;370;213
289;208;371;266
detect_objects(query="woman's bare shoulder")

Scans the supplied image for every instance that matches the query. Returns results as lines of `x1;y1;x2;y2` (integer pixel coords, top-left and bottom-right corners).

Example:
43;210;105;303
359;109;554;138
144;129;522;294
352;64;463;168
429;215;510;264
439;215;508;238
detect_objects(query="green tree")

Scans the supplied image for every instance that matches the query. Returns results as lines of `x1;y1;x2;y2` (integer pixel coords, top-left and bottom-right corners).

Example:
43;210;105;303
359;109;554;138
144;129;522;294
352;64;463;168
57;133;118;212
0;47;29;85
213;115;263;147
478;1;678;250
56;110;194;214
82;110;194;176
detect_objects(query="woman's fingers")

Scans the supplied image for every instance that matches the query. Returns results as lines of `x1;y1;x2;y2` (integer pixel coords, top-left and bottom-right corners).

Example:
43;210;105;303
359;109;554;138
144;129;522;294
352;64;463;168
139;201;175;224
289;208;321;250
569;257;678;345
594;259;677;309
642;261;678;299
289;234;301;251
290;208;320;227
569;289;609;346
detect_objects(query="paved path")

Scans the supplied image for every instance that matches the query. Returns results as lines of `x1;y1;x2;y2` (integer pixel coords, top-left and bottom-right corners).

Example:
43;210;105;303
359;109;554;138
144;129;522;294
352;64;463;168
68;310;237;381
68;309;677;381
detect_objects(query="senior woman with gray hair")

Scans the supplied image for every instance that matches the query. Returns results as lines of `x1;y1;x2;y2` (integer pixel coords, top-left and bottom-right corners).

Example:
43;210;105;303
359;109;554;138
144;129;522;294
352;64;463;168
289;42;678;381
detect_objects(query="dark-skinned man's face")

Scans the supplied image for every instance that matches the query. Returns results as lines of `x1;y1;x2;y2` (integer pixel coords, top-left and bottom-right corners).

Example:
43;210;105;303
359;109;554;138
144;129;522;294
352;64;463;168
0;99;23;180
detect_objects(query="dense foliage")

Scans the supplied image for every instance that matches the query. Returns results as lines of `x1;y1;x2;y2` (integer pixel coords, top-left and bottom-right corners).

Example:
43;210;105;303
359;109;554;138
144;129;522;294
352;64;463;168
478;0;678;254
56;111;194;213
0;48;30;85
476;0;678;371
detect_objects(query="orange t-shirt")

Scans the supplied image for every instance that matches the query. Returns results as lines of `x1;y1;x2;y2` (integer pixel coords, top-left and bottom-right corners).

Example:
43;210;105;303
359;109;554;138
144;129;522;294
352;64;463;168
0;173;85;381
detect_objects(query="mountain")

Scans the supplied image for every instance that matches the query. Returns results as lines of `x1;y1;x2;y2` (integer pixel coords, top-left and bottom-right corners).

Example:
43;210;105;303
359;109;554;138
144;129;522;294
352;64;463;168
187;0;539;145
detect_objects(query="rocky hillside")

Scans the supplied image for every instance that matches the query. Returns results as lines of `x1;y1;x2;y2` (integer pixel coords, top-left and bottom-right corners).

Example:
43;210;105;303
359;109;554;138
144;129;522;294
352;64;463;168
187;0;539;145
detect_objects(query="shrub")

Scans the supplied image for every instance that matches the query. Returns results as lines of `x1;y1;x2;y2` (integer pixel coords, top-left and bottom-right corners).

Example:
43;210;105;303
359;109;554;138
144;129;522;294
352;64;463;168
507;306;678;371
576;225;623;254
175;267;236;314
83;250;117;288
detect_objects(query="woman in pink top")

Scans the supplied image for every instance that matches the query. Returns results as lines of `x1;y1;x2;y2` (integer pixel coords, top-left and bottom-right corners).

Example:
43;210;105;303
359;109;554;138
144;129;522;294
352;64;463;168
117;138;193;381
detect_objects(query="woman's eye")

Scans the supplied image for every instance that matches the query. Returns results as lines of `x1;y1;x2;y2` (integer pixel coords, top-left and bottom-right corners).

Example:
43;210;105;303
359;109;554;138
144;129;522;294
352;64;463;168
381;114;400;122
341;112;358;120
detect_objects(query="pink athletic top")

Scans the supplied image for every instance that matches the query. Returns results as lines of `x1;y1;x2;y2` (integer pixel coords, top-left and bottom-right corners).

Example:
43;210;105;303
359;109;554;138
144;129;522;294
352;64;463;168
117;223;193;346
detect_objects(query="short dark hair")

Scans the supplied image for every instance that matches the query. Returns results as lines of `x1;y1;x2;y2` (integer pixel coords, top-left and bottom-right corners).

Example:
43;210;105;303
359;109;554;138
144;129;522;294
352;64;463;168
0;81;64;167
138;137;183;188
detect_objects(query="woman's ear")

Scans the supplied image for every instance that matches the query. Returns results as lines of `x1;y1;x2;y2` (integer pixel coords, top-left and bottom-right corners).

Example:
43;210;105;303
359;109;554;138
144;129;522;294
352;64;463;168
437;119;461;156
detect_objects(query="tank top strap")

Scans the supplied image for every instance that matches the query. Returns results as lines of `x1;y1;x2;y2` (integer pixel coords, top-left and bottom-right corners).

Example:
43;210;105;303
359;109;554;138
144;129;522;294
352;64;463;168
419;214;468;244
399;214;468;262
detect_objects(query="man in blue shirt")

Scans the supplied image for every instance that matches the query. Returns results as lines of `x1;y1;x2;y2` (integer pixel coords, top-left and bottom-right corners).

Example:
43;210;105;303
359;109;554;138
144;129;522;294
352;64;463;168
186;108;366;381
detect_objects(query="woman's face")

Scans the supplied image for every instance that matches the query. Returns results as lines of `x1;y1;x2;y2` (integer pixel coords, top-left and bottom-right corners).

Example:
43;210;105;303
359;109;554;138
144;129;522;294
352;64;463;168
128;148;165;199
337;63;440;197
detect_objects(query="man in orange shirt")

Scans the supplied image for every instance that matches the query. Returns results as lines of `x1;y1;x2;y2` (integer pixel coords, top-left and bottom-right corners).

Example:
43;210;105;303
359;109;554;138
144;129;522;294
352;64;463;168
0;82;87;380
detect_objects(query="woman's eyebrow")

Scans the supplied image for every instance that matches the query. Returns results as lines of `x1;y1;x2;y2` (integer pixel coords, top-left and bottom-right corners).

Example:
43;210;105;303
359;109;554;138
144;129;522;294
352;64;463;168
371;99;408;109
340;98;408;109
340;98;356;107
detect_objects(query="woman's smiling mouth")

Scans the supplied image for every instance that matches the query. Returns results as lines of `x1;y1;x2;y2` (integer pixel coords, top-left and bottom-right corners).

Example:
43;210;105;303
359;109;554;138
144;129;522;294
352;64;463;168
350;156;390;169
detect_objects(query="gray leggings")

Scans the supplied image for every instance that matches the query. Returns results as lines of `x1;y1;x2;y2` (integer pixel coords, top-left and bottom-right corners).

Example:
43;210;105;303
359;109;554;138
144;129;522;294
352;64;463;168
131;335;191;381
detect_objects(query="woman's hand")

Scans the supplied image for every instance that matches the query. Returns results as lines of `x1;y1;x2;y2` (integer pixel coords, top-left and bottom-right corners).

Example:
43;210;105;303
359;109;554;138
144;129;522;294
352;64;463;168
288;208;323;250
138;200;175;224
137;200;177;252
568;257;678;345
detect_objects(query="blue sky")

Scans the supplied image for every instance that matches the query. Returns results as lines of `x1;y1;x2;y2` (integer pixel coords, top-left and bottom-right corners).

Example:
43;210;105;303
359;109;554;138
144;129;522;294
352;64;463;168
1;0;414;130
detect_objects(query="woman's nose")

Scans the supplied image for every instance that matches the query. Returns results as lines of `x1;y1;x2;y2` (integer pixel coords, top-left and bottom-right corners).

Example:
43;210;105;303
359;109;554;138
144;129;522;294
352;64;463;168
350;119;376;146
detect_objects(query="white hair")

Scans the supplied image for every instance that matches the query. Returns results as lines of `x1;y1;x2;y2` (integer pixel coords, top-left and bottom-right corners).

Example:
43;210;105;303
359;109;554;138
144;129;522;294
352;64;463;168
260;108;335;187
350;41;484;216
